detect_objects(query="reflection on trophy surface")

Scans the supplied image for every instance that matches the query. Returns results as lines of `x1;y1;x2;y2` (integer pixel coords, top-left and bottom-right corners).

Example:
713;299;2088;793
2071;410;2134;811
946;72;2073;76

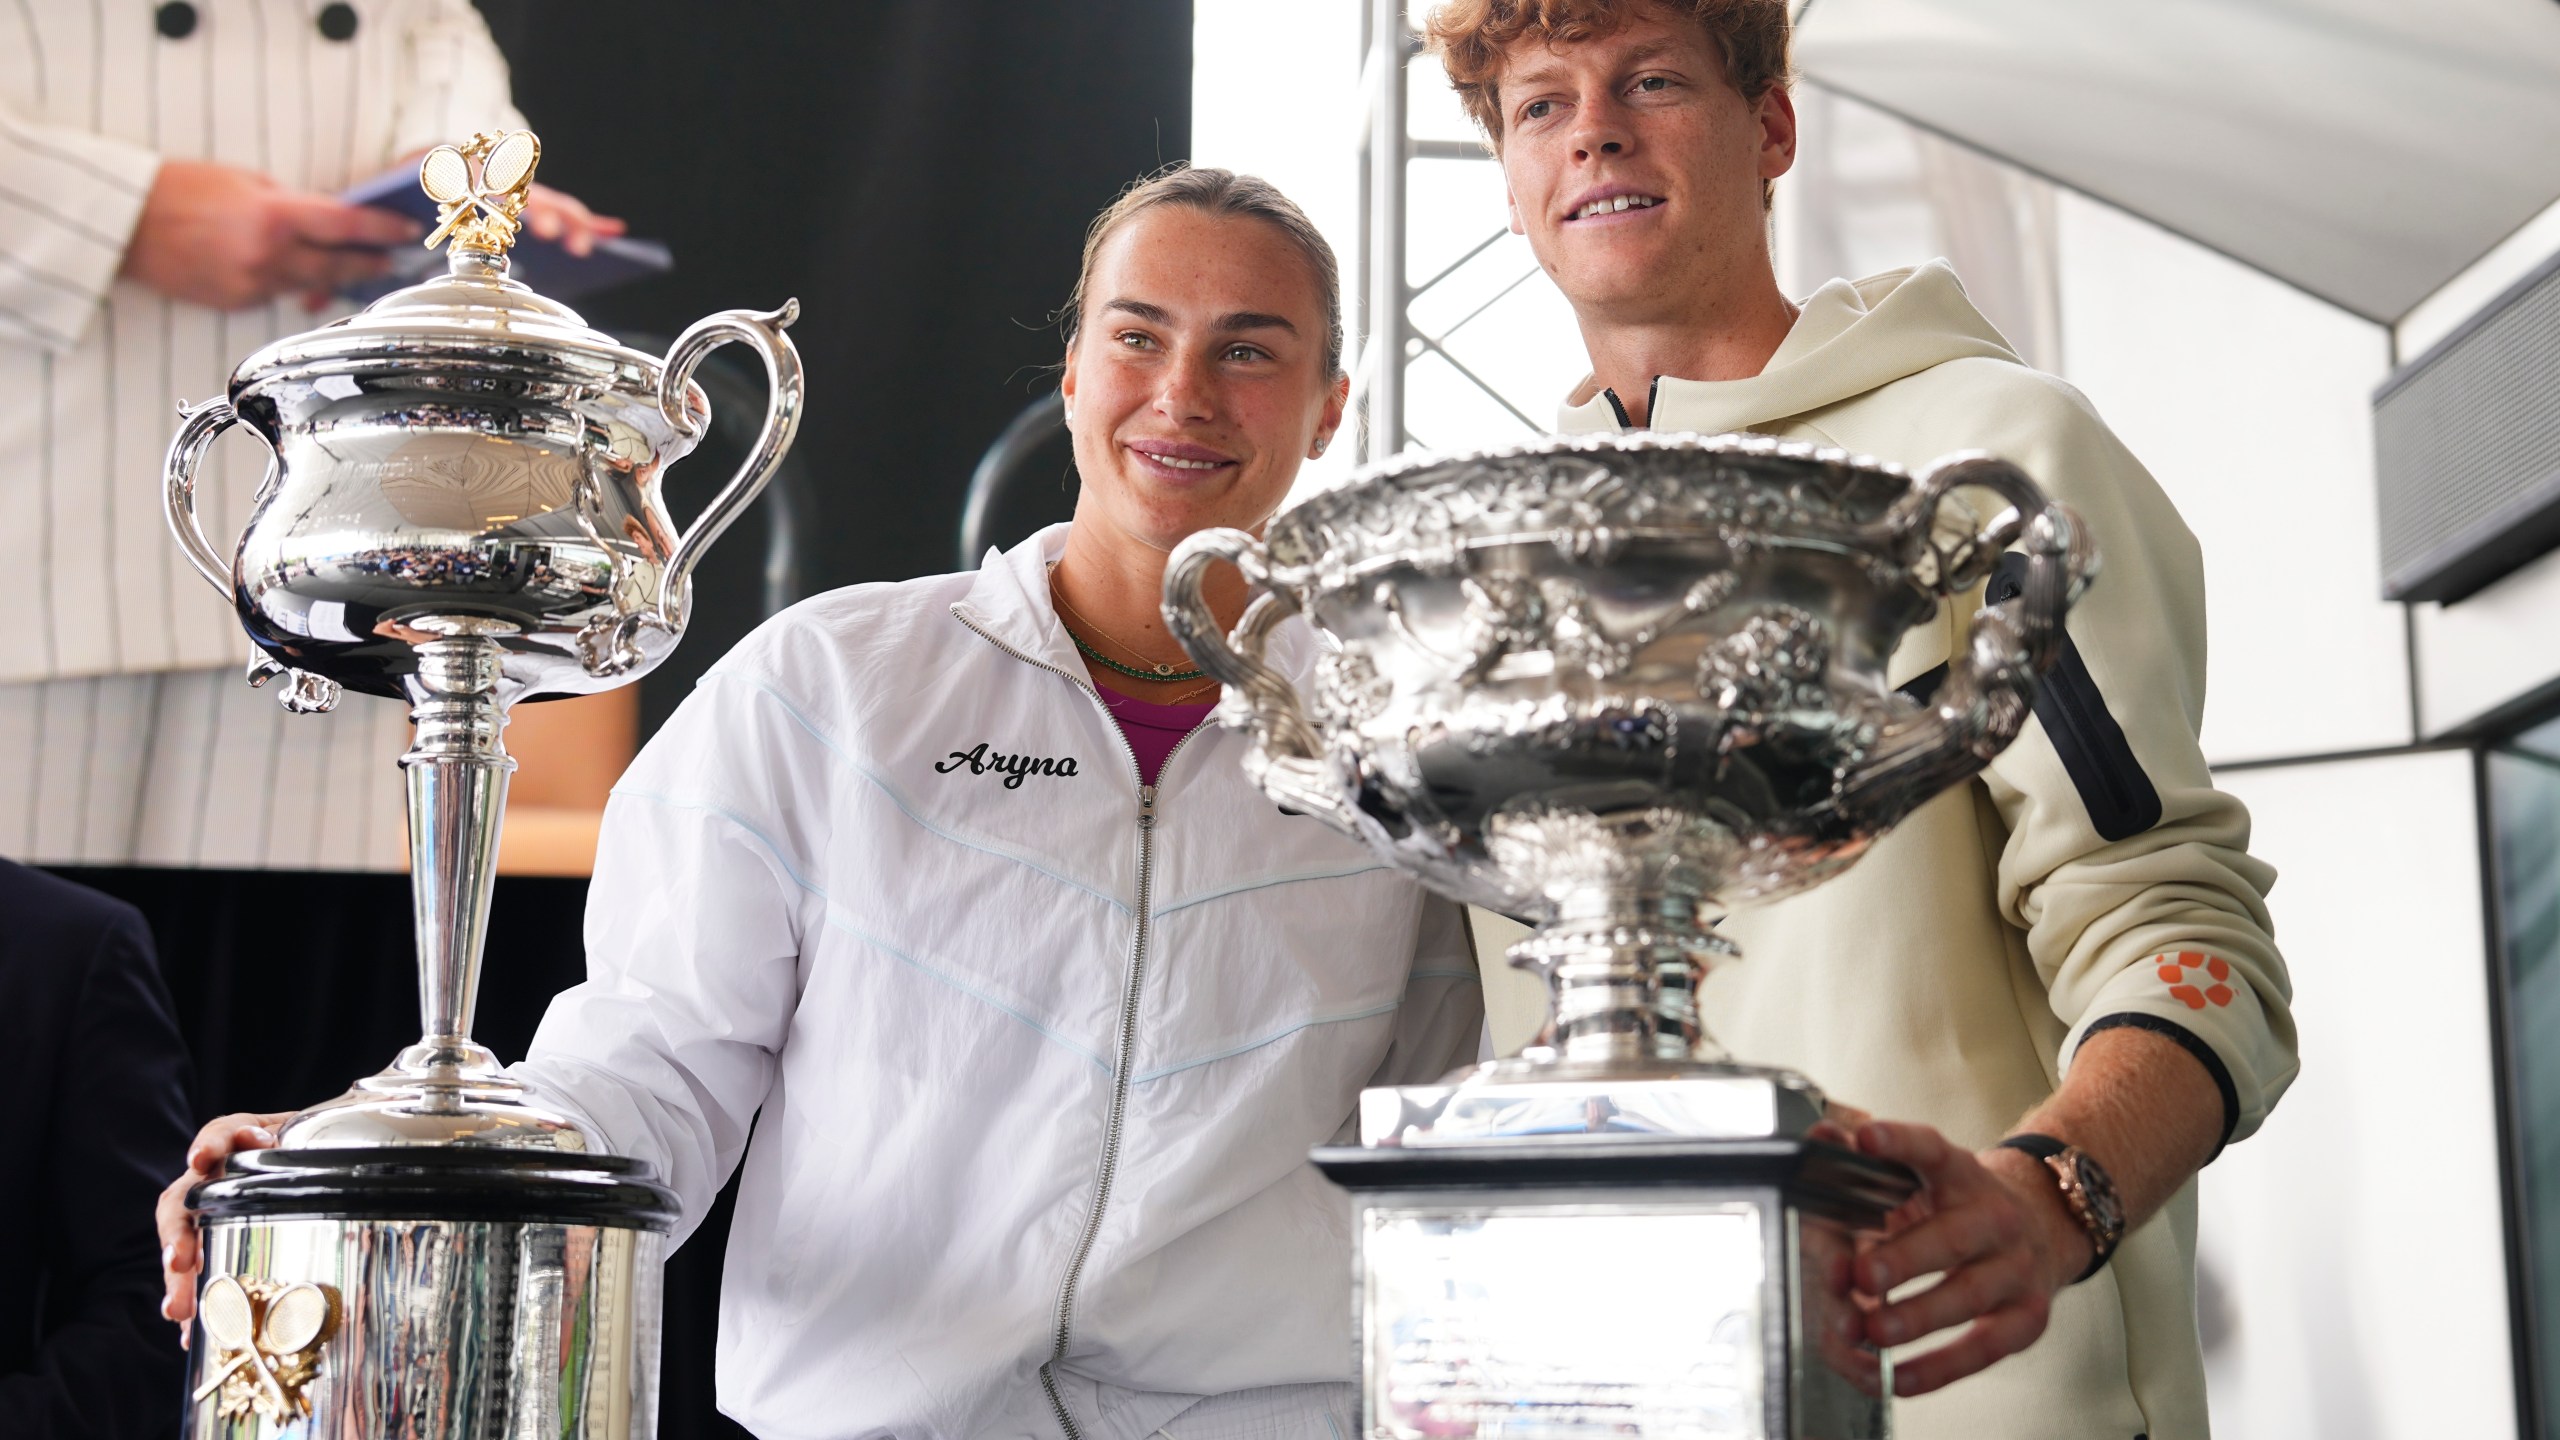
1164;432;2095;1439
161;130;802;1440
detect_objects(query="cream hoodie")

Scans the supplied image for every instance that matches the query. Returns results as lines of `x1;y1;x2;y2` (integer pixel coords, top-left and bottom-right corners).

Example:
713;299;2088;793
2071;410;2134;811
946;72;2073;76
1545;262;2298;1440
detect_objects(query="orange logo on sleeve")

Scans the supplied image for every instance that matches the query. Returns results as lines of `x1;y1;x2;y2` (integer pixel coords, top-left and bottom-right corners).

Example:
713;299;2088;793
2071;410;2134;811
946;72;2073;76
2156;952;2234;1010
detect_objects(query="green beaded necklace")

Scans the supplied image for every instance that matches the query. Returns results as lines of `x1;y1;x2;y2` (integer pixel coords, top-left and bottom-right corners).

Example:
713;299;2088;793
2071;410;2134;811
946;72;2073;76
1050;564;1210;683
1064;626;1208;684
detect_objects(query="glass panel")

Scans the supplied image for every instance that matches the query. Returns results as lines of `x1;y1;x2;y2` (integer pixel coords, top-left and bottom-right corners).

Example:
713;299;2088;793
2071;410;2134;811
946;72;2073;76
2488;712;2560;1436
1361;1203;1769;1439
1787;1208;1889;1440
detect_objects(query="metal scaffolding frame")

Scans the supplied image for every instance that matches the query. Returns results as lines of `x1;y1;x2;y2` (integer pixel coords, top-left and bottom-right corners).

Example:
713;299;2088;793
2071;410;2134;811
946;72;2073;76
1355;1;1547;461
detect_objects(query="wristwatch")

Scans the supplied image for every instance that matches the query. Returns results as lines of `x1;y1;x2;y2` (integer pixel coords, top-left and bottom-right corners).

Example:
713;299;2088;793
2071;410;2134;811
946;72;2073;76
1997;1133;2126;1283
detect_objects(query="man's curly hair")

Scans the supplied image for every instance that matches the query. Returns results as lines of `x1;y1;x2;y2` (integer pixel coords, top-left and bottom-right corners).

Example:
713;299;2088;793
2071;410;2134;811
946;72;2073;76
1423;0;1793;145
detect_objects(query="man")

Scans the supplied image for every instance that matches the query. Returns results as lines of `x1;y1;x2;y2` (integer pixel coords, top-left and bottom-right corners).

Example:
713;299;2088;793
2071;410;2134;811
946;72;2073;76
0;860;194;1440
1423;3;2296;1437
0;0;619;870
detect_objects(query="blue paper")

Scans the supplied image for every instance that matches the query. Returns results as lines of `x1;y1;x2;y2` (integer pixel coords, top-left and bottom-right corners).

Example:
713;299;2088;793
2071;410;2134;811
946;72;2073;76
336;162;671;305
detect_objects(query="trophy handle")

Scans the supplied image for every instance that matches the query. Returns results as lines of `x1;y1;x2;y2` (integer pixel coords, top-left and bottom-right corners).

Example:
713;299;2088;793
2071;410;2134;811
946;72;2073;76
1843;454;2099;812
1162;528;1355;828
651;299;805;631
1886;451;2098;603
167;398;344;712
164;397;248;597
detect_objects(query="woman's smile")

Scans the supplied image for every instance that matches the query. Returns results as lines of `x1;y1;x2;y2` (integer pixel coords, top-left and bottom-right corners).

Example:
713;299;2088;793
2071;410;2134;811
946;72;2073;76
1124;437;1240;483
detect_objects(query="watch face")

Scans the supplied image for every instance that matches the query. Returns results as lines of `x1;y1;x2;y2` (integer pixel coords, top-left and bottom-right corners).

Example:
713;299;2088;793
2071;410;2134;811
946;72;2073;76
2071;1152;2127;1243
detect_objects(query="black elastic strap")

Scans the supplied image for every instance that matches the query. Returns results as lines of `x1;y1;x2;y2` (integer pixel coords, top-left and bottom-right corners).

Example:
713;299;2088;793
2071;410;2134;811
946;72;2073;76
1997;1132;2065;1161
1987;554;2163;841
2082;1011;2241;1158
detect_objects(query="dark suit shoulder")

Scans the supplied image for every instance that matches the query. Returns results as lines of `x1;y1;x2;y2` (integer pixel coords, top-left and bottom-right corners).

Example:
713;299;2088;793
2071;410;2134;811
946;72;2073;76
0;860;153;982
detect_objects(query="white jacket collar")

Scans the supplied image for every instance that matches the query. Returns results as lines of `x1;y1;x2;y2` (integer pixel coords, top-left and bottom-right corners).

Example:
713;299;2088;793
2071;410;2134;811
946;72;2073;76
951;523;1084;678
949;522;1321;684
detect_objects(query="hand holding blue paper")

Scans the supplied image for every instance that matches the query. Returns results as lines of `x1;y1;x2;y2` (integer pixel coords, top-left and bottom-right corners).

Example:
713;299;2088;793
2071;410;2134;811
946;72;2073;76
335;162;670;305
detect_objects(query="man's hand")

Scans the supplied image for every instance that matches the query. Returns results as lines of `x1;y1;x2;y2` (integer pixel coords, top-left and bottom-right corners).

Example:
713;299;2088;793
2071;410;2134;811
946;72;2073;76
1848;1120;2092;1397
153;1110;295;1338
121;161;420;311
1799;1208;1885;1396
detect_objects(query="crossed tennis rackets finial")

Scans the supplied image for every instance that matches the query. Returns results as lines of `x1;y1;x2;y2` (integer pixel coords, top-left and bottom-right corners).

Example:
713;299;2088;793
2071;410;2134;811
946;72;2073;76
419;129;542;254
192;1274;338;1422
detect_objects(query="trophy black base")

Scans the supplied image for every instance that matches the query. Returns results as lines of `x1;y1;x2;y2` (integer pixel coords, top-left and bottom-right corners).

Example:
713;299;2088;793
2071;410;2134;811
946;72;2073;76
1315;1137;1916;1440
185;1149;679;1440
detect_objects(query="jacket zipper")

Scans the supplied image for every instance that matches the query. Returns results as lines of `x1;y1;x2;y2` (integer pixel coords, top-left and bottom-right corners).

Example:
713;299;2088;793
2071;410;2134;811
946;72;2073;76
950;606;1208;1440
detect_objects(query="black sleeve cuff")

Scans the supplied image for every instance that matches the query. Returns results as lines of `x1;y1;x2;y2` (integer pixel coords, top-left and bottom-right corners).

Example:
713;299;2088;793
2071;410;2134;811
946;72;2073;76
2080;1012;2240;1161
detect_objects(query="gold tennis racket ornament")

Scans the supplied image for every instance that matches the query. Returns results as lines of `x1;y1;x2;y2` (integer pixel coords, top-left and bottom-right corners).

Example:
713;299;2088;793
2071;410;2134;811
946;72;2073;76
420;129;543;256
192;1274;339;1424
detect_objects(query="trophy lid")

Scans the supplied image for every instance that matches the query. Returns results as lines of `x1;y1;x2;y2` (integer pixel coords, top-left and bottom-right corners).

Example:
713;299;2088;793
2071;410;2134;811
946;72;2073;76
226;129;660;390
326;246;619;349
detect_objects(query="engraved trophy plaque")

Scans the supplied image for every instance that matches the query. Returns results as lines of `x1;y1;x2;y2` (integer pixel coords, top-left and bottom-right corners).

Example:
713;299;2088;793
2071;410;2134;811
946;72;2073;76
162;131;803;1440
1163;434;2094;1438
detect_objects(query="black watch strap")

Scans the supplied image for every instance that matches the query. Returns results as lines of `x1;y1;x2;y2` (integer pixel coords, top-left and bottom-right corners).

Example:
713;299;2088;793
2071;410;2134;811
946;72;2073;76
1998;1133;2065;1162
1997;1133;2120;1283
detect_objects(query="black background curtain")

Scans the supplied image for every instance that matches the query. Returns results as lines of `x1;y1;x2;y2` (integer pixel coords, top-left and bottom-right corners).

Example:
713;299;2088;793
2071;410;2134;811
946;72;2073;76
58;4;1189;1436
475;0;1191;737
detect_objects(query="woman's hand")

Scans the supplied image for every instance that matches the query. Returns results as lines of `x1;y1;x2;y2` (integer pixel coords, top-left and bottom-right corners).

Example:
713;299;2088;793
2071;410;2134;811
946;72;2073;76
154;1111;296;1337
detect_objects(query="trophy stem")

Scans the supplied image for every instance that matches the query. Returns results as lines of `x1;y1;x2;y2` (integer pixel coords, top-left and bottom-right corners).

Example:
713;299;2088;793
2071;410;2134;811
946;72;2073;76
1509;892;1741;1068
398;625;516;1075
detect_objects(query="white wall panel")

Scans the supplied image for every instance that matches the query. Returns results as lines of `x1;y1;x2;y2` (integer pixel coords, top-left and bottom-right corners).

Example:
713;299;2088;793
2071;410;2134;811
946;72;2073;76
2399;195;2560;360
2057;196;2408;765
2414;544;2560;737
2205;752;2513;1439
1191;0;1365;499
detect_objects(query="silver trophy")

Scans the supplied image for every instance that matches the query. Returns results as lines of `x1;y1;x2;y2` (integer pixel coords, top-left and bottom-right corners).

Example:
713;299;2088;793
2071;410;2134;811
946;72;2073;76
1163;433;2094;1439
161;131;802;1439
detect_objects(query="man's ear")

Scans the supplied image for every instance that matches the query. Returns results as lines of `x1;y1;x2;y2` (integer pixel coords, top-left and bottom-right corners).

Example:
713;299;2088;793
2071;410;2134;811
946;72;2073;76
1506;186;1526;236
1758;85;1799;182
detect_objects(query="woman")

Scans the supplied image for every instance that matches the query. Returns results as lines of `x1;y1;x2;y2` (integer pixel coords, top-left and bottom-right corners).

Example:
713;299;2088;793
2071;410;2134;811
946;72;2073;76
157;169;1485;1440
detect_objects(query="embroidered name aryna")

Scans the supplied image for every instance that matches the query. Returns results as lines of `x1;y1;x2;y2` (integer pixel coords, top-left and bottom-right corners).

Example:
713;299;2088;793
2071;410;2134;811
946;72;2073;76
935;742;1080;790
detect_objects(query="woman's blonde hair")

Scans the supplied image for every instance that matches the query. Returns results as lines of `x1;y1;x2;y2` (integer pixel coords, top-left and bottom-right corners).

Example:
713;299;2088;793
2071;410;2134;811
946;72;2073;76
1063;165;1345;378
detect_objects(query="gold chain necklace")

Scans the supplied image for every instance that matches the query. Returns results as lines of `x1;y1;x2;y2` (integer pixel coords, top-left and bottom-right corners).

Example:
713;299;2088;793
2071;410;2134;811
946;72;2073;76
1049;567;1207;682
1104;675;1219;707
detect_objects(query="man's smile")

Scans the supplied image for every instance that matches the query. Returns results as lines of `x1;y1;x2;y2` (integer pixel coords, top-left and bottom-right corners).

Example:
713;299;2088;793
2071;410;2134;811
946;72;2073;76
1561;184;1667;224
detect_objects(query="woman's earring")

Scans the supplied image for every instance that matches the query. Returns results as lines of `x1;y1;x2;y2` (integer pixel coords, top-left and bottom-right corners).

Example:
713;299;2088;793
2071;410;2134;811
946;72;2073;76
1311;436;1329;457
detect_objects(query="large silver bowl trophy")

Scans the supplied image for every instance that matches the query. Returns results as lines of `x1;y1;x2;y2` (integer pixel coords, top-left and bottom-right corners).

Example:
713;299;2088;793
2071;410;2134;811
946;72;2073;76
162;131;801;1440
1165;433;2094;1439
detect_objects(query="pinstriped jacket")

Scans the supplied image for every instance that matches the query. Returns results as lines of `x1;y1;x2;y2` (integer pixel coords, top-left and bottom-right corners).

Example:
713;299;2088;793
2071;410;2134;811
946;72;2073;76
0;0;524;684
514;525;1488;1440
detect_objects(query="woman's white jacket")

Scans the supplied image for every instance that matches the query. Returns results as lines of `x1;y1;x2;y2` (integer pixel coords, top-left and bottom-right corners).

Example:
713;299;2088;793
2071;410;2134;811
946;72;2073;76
517;525;1487;1440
